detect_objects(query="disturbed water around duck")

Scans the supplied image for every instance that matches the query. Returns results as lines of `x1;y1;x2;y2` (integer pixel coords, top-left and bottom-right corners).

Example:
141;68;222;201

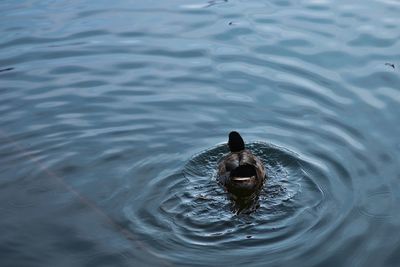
1;1;400;266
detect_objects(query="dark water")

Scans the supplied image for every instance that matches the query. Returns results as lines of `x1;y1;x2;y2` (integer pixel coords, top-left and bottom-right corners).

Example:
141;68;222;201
1;0;400;266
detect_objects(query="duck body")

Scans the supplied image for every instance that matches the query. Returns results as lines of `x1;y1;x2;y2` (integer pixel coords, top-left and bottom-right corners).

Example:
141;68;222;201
217;132;266;198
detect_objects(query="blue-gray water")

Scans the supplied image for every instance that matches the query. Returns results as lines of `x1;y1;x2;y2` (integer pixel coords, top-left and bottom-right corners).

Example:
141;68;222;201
1;0;400;266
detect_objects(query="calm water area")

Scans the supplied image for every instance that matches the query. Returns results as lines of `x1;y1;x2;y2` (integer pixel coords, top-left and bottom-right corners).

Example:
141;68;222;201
1;0;400;266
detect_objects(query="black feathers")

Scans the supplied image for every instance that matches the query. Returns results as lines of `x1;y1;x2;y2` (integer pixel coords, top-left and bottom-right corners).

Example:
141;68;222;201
230;164;257;178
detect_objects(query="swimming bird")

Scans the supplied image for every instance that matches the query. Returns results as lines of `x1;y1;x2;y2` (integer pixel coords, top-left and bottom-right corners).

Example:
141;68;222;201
217;131;266;199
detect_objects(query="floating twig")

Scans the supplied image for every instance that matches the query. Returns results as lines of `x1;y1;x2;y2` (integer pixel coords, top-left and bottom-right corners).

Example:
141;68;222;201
206;0;228;8
385;63;395;69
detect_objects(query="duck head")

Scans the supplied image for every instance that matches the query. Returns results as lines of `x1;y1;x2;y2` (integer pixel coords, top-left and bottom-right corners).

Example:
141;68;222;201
228;131;245;152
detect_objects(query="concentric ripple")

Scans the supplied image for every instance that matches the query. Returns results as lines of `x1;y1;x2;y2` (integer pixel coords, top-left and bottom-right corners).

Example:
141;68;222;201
120;142;357;265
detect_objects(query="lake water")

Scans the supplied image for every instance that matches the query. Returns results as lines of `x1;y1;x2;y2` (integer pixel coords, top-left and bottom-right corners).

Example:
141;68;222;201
1;0;400;266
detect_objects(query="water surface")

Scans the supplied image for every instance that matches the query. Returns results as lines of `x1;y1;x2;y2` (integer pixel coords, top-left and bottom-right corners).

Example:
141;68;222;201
1;0;400;266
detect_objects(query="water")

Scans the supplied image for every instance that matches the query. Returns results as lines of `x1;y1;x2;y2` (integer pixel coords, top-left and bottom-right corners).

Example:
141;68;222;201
1;0;399;266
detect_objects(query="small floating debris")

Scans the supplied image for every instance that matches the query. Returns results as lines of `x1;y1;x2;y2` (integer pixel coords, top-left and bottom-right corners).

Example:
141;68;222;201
206;0;228;8
385;63;395;69
0;67;14;73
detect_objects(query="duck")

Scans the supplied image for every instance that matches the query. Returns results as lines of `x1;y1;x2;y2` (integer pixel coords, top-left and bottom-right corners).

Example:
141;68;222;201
217;131;266;198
